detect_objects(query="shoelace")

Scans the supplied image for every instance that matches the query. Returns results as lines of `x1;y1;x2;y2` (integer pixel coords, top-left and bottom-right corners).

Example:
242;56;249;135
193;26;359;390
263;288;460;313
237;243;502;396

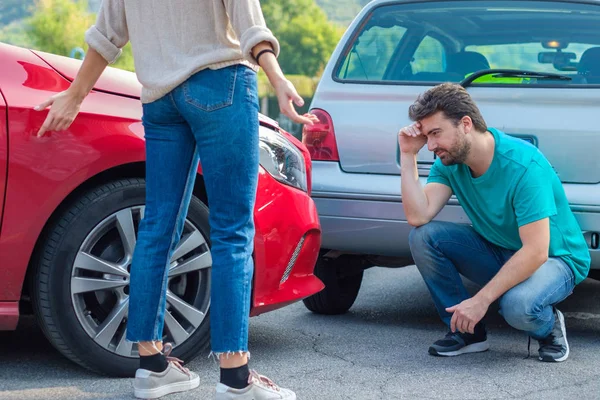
248;370;280;392
525;334;562;359
162;343;191;376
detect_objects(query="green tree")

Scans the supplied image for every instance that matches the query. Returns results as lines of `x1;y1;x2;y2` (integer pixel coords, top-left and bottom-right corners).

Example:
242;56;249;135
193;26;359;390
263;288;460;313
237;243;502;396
0;0;35;26
1;0;135;72
315;0;363;26
262;0;343;76
26;0;95;57
0;21;34;49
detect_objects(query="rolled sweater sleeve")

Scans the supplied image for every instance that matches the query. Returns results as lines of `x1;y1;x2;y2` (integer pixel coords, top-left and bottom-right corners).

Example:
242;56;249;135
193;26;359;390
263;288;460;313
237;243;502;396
84;0;129;64
223;0;281;65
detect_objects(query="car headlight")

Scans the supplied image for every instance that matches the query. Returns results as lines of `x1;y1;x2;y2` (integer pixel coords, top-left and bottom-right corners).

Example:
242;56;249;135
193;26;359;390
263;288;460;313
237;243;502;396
259;127;307;192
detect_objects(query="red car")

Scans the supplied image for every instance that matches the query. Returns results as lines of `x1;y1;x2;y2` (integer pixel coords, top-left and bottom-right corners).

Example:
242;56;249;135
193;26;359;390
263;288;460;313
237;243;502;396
0;42;324;377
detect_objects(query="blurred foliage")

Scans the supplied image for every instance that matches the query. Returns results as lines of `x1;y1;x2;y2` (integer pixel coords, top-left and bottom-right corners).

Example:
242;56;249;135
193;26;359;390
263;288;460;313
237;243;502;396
25;0;95;57
0;0;134;71
315;0;370;26
257;71;319;98
262;0;344;77
0;0;35;26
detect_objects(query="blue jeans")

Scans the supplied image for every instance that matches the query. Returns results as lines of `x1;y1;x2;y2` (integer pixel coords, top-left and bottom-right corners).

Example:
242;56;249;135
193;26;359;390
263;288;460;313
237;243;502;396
409;221;575;339
126;64;259;354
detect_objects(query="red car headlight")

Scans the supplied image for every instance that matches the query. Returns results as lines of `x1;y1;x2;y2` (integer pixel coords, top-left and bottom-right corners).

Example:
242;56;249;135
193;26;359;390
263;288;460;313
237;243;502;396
259;127;308;192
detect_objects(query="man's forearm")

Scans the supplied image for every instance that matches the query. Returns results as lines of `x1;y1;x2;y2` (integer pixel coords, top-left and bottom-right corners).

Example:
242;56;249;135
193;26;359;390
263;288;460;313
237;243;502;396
401;152;430;225
476;246;547;305
68;48;109;101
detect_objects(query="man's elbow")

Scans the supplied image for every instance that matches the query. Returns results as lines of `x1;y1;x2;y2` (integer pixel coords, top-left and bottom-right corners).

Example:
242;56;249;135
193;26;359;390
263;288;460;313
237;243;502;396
406;215;431;227
530;247;549;266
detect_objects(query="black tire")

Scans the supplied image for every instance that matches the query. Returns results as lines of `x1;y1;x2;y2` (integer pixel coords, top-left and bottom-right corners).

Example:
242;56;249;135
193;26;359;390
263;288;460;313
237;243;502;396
30;179;212;377
302;256;364;315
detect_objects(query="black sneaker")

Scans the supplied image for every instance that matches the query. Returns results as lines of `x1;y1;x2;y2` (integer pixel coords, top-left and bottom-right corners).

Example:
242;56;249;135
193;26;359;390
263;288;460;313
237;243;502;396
537;308;569;362
429;324;489;357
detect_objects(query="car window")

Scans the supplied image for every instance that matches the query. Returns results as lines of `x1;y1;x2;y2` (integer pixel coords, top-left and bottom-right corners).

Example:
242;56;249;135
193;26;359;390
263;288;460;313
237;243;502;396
335;1;600;86
466;43;594;73
337;19;407;80
411;36;445;74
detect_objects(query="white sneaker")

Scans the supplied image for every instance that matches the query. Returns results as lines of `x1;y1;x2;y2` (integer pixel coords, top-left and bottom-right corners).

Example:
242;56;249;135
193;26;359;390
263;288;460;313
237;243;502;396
133;343;200;399
215;370;296;399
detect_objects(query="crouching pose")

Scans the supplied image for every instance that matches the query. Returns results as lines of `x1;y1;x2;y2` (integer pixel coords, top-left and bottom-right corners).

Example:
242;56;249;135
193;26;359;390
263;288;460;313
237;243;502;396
399;83;590;362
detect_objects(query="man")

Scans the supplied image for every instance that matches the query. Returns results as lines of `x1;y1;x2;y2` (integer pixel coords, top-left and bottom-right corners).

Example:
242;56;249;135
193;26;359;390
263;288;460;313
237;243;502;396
398;83;590;362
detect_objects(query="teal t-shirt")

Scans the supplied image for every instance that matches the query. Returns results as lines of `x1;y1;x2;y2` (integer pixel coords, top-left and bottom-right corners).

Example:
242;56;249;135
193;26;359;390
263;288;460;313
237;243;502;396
427;128;590;284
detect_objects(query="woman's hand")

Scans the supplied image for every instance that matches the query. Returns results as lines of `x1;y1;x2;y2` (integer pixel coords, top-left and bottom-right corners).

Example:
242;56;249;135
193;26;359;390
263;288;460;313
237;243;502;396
272;78;319;126
34;48;110;137
252;42;318;126
35;89;85;137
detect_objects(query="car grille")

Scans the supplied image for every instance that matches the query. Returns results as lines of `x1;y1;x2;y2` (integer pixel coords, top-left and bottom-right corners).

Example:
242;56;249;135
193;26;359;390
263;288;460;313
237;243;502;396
280;235;305;284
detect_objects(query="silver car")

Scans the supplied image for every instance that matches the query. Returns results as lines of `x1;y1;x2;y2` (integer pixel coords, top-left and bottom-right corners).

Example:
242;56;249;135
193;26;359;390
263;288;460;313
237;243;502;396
301;0;600;315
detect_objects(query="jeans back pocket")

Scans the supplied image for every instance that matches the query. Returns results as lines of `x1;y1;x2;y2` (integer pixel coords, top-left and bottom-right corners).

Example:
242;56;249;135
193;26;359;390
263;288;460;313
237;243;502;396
183;65;238;112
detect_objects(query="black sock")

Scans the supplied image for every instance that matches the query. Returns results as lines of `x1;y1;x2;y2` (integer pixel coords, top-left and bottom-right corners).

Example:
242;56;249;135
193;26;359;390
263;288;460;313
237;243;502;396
140;353;168;373
220;364;250;389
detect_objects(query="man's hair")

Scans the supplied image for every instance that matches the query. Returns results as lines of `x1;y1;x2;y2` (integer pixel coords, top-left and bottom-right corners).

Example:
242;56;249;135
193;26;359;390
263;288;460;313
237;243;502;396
408;83;487;132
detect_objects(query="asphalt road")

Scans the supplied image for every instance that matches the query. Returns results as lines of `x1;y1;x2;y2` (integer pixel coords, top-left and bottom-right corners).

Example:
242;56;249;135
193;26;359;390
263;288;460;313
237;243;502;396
1;266;599;400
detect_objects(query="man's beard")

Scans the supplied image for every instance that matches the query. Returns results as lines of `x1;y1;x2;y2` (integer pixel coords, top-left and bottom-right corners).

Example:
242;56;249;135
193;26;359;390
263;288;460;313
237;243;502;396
436;137;470;166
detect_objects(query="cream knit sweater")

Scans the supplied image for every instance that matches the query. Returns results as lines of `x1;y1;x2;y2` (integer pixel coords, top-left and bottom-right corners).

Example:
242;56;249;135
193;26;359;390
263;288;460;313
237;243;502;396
85;0;280;103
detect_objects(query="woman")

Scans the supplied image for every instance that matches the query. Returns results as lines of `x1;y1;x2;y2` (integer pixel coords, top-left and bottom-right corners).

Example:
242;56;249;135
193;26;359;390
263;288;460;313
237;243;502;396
36;1;317;399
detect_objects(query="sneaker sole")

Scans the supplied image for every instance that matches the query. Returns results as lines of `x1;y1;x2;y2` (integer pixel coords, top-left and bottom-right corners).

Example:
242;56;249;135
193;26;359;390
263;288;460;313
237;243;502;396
134;376;200;399
539;310;569;363
215;392;297;400
429;340;490;357
215;384;297;400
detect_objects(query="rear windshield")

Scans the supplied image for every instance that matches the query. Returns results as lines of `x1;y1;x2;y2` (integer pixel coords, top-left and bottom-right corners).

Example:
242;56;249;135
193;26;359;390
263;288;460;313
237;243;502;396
335;1;600;86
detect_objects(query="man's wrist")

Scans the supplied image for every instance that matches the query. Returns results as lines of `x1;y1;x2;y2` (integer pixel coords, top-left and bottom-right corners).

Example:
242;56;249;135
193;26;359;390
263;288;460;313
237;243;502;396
400;152;418;168
474;290;495;306
400;151;418;158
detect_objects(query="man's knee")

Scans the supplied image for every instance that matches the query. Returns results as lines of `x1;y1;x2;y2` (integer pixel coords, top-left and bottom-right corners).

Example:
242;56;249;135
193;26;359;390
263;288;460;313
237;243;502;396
408;221;447;251
499;290;540;330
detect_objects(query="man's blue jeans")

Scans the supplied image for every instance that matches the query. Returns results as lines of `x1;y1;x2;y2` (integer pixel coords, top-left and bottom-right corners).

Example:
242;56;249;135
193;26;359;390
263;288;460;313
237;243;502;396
409;221;575;339
126;64;259;355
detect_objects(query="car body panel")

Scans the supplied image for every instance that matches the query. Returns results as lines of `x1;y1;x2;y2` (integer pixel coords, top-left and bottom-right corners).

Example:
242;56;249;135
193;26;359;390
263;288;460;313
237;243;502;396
252;168;322;315
32;49;143;99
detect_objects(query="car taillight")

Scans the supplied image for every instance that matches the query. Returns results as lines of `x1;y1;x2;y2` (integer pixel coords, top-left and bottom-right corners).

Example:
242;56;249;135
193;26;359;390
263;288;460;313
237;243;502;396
302;108;339;161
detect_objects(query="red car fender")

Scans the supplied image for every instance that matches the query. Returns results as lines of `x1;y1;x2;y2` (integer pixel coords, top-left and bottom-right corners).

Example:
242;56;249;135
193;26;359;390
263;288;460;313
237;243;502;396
0;44;149;302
